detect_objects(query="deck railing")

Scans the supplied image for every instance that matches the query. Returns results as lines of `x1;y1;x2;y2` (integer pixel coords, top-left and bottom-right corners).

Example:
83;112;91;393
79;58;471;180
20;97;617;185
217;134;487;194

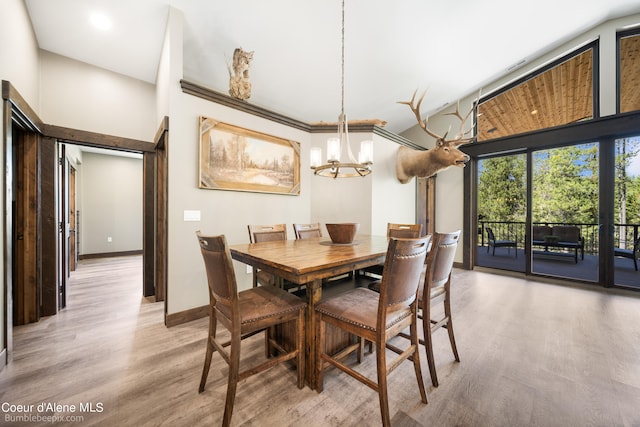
477;221;639;255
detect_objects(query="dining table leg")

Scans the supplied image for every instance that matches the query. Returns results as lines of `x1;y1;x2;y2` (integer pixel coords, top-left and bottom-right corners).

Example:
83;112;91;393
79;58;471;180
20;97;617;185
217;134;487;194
305;278;322;390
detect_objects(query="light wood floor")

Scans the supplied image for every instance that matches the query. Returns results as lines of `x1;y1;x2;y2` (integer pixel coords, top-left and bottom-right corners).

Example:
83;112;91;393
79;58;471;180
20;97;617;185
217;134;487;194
1;256;640;426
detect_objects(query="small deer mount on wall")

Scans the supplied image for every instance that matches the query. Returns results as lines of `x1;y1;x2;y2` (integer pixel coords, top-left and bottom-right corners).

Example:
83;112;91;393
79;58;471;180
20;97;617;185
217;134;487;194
396;90;476;184
228;48;254;101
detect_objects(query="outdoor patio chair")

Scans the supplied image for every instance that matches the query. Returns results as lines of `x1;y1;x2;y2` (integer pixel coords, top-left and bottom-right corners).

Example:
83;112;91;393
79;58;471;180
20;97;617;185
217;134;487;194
486;227;517;257
614;235;640;271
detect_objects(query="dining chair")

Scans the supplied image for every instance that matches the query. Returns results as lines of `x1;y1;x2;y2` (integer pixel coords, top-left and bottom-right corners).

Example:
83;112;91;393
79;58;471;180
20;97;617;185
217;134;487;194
196;232;306;427
248;223;288;243
315;236;431;427
293;223;322;240
361;223;423;278
421;230;461;388
247;224;288;287
394;230;461;387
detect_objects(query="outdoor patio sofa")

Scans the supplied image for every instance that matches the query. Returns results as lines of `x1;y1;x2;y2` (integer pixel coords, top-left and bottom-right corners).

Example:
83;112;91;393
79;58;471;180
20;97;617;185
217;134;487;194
532;225;585;263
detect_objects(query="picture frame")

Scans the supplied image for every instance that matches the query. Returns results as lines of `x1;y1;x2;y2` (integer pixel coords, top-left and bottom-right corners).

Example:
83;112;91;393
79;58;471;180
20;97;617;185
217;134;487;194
199;116;300;195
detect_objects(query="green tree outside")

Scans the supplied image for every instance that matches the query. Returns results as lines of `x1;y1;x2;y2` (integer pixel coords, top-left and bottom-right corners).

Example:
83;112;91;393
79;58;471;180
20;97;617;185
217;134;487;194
478;141;640;250
478;155;526;222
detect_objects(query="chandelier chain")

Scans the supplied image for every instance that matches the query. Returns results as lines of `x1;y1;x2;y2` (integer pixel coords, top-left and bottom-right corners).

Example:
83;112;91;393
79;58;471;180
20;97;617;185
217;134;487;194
341;0;345;115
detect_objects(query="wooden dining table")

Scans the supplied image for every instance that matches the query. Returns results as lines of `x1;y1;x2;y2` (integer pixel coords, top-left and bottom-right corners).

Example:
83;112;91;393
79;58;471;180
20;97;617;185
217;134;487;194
229;234;389;390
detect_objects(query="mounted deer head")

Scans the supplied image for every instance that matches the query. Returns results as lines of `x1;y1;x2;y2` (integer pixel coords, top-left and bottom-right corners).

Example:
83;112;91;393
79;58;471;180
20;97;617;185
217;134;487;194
396;89;476;184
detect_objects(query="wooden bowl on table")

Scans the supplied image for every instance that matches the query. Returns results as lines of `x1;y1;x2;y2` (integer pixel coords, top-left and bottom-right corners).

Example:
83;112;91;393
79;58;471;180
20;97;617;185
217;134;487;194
325;223;359;244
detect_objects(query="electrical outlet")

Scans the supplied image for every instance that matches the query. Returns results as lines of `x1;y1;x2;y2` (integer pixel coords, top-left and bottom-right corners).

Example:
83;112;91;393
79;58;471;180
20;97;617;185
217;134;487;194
107;236;112;243
246;265;253;274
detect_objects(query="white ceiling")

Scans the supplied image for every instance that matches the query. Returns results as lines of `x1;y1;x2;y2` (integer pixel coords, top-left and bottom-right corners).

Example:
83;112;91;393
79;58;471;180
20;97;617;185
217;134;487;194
24;0;640;134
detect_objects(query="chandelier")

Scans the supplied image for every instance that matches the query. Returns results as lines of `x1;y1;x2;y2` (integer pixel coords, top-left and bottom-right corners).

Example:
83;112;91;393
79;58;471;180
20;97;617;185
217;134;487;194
310;0;373;178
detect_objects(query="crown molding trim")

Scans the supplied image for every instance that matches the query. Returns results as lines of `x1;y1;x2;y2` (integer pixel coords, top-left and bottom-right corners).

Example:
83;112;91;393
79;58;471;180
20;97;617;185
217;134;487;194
180;79;420;149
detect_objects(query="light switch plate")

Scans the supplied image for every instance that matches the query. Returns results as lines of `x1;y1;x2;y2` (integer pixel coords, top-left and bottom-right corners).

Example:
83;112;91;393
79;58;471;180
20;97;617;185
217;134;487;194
183;210;201;221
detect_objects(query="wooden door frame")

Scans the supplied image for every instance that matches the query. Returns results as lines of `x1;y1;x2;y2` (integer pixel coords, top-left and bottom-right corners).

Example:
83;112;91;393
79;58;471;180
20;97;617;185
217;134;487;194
144;117;168;304
44;124;166;308
3;81;45;365
2;80;168;366
68;163;77;272
417;176;436;237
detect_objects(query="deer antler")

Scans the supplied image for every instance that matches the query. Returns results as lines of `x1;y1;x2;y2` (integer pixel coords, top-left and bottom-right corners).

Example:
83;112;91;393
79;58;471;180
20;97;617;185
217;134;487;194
397;89;445;141
443;99;475;145
399;89;477;146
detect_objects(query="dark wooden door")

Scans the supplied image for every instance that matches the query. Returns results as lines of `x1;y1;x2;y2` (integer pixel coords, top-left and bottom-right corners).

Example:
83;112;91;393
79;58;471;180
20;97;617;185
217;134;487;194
13;131;38;325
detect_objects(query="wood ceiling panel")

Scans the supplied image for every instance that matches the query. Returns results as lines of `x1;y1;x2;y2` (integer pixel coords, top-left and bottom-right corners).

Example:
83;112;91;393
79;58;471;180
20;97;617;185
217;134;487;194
620;34;640;113
477;50;593;141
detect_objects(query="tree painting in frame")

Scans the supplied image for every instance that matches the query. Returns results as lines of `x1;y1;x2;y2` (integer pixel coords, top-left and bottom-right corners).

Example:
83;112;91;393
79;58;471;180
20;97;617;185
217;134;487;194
199;117;301;195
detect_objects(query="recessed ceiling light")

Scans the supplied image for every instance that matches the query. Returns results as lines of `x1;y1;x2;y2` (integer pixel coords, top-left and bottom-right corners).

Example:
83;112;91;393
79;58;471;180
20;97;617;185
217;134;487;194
90;12;112;31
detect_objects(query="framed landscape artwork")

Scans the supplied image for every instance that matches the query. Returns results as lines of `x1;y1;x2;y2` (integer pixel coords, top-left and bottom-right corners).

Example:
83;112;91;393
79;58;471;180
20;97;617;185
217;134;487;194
199;117;300;195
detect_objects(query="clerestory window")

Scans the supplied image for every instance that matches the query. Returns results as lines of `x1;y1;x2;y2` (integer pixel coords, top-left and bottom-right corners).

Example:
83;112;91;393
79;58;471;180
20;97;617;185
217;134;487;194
619;29;640;114
477;44;596;142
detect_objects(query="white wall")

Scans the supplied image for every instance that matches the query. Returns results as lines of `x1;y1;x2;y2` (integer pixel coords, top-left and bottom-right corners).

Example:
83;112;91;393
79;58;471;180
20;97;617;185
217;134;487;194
0;0;40;109
0;0;41;363
79;152;143;255
39;51;157;141
370;134;418;236
401;13;640;263
160;8;310;313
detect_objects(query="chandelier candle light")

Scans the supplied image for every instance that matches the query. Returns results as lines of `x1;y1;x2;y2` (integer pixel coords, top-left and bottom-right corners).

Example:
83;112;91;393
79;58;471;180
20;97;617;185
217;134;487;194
310;0;373;178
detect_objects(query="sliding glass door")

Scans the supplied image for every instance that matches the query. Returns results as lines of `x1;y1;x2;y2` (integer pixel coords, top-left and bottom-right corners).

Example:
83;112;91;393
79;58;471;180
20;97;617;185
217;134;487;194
475;143;601;283
614;136;640;288
531;143;599;282
476;154;526;272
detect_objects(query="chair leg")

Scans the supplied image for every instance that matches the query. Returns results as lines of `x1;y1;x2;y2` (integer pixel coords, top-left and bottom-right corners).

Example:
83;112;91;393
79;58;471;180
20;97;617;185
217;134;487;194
198;337;214;393
444;292;460;362
410;313;428;404
375;339;391;427
222;335;241;427
422;305;439;387
199;311;217;393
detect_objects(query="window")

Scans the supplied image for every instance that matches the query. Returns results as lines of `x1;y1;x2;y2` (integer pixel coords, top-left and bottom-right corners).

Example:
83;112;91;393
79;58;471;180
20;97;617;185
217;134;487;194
619;31;640;113
477;45;595;141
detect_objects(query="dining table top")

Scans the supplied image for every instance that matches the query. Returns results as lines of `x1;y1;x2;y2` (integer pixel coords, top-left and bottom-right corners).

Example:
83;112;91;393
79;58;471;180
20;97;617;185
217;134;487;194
229;234;389;284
